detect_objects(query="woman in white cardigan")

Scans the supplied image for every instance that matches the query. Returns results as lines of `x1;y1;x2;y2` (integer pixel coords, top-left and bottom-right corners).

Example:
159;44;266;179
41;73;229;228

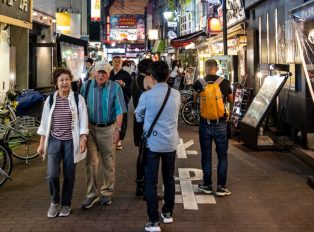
37;67;89;218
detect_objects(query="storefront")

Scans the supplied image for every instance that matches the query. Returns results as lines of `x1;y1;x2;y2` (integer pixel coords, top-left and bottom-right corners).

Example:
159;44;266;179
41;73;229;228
0;0;33;91
29;10;57;89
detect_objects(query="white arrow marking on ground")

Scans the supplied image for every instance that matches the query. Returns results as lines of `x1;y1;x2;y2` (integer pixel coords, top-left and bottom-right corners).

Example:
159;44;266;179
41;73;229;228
177;138;198;158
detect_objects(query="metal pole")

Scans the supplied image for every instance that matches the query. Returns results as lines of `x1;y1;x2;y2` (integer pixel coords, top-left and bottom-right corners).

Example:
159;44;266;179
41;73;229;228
223;0;227;55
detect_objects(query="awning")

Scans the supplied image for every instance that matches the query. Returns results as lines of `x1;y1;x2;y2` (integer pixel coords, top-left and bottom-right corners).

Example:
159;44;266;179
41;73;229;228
170;30;207;48
207;24;244;44
152;40;165;53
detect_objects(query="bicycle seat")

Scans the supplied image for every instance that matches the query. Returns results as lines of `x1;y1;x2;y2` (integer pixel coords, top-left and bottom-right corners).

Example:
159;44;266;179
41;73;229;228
0;109;10;118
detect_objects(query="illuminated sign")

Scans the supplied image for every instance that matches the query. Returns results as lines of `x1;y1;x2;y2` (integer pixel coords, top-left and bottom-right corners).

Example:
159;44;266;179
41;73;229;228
107;16;110;41
107;48;126;54
168;22;177;27
91;0;101;21
119;17;137;26
148;29;159;40
208;18;222;34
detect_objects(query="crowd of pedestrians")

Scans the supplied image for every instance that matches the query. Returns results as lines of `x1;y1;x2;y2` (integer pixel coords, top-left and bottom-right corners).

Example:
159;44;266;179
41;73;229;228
37;57;233;232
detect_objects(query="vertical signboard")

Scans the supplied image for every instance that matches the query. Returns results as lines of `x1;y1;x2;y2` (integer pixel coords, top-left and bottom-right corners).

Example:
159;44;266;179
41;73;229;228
91;0;101;21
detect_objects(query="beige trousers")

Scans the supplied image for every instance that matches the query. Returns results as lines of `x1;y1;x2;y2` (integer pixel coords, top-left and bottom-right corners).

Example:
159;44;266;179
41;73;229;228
85;123;116;197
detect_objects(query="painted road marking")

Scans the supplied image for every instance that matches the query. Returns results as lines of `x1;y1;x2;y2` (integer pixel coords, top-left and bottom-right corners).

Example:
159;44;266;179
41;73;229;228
177;138;198;158
163;168;217;209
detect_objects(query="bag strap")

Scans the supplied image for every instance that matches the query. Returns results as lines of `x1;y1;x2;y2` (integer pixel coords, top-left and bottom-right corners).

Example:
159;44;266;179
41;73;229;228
49;95;54;108
85;80;92;102
146;87;171;138
215;77;224;85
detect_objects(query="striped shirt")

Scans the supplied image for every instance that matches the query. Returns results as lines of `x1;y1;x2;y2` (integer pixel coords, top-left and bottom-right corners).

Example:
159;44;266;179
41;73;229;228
51;95;73;140
80;79;127;124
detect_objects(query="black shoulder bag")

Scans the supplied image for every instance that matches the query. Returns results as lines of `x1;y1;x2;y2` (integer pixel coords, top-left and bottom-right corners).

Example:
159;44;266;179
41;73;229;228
139;87;171;165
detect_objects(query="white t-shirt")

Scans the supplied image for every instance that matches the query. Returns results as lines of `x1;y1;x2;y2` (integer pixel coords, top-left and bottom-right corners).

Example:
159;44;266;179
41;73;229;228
130;64;137;73
122;66;132;75
170;66;178;78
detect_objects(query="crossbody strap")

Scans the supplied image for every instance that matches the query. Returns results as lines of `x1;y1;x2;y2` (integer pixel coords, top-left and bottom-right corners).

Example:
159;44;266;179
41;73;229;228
146;87;171;138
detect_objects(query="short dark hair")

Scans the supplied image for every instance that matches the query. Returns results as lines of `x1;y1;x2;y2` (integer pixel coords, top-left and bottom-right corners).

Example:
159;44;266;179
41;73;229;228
150;61;169;83
122;60;129;66
138;59;153;75
52;67;74;84
86;58;94;65
113;56;121;60
205;59;218;70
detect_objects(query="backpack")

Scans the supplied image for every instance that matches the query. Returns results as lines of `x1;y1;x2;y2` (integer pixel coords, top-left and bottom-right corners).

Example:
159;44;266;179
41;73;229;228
49;92;80;113
199;77;225;120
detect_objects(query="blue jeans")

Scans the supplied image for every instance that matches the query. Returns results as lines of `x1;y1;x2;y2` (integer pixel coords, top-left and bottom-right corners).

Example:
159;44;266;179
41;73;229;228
46;135;76;207
199;120;228;187
145;149;176;223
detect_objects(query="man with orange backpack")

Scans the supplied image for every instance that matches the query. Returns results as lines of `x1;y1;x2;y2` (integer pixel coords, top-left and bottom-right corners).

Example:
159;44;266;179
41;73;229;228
193;59;233;197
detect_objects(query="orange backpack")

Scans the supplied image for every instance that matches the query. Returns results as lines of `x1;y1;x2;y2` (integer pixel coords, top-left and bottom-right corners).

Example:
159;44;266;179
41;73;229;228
199;77;225;120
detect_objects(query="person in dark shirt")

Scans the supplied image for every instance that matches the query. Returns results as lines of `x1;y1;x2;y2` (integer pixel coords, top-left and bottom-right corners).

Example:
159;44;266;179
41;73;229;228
110;56;133;150
193;59;233;197
131;59;156;199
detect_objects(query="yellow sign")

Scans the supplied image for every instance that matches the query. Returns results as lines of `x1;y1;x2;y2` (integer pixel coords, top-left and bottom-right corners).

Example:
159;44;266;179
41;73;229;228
91;0;100;21
56;13;71;34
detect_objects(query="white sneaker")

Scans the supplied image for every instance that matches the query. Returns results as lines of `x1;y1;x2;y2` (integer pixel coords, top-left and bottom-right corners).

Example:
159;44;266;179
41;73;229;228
161;212;173;223
145;221;161;231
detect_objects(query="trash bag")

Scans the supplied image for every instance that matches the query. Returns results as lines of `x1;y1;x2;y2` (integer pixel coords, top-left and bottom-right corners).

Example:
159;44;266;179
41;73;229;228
16;91;45;116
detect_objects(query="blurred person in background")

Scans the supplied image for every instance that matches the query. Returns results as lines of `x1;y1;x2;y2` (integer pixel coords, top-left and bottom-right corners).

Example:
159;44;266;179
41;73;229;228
110;56;133;150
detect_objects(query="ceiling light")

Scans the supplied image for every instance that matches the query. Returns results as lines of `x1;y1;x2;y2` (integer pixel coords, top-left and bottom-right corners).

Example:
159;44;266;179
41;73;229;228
52;19;56;23
43;16;48;20
33;13;37;16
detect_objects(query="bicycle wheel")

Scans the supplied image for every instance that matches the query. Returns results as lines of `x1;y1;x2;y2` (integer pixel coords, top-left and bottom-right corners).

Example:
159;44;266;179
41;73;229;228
4;119;40;160
181;101;200;126
179;93;192;116
0;144;13;187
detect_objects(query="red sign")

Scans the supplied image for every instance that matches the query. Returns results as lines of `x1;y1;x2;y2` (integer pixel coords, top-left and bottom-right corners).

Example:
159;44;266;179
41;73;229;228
119;17;137;26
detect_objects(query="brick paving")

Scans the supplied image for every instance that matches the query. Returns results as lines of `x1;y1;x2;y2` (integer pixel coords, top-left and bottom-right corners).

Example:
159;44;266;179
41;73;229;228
1;105;314;232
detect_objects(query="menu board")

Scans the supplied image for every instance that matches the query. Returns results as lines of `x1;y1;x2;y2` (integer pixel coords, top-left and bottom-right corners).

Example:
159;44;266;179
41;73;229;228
231;89;244;127
242;75;287;128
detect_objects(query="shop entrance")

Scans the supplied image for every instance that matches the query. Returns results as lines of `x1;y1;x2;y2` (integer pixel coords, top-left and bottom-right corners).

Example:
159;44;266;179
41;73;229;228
29;42;56;89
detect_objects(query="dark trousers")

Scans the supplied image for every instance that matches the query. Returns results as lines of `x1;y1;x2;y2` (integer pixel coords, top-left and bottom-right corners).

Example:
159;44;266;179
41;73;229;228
120;112;128;141
137;155;145;180
46;135;76;207
199;120;228;187
145;148;176;223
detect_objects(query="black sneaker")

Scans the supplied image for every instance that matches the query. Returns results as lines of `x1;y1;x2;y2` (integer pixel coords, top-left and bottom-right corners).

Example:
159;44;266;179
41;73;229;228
161;212;173;224
145;221;161;232
198;184;212;194
216;186;231;197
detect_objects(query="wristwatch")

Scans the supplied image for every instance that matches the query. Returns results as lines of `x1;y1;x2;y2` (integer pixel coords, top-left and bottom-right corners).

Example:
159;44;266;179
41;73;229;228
122;83;126;88
82;136;87;141
116;128;122;132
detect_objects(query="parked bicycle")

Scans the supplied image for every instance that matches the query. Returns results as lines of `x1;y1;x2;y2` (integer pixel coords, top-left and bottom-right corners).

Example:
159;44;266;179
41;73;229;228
181;101;200;126
0;139;13;187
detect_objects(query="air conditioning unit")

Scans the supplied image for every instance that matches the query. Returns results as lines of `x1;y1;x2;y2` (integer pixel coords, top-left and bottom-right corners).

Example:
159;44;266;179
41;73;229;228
184;4;193;12
58;8;72;13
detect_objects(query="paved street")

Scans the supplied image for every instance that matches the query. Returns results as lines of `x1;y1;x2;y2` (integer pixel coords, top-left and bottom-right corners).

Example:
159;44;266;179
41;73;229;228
1;105;314;232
